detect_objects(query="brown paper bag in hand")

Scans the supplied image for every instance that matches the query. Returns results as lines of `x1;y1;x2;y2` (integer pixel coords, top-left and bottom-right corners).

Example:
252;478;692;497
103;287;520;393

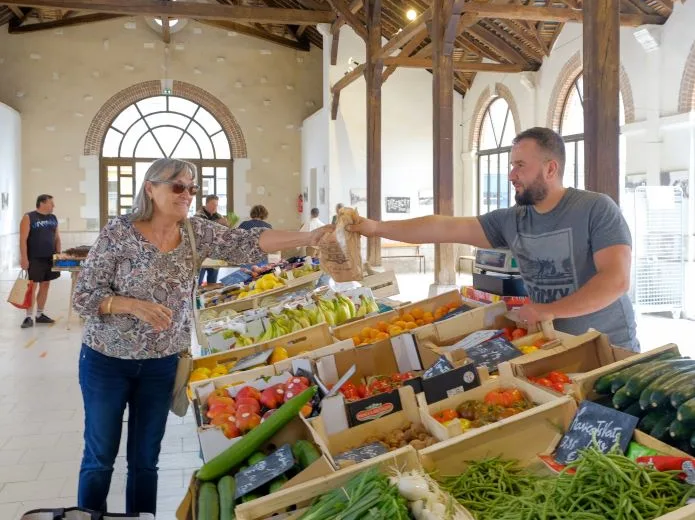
318;207;364;282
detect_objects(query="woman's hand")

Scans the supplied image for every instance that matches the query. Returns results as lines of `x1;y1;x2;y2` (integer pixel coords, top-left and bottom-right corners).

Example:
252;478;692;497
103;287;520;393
131;300;173;332
309;225;334;246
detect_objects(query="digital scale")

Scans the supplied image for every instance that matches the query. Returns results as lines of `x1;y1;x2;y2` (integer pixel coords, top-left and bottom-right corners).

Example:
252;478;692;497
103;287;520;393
473;248;527;297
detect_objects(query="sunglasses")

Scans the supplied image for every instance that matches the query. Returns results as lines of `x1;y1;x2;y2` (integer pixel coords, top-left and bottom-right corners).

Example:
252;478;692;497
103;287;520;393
153;180;200;195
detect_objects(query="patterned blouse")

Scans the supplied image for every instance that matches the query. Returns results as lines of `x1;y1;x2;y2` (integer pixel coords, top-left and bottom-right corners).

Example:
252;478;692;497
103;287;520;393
73;216;266;360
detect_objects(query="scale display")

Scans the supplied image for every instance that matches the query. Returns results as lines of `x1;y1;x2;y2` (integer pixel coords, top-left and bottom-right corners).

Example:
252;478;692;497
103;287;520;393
474;248;519;274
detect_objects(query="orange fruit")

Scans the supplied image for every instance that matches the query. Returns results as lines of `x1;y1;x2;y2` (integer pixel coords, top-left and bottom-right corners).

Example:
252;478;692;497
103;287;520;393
388;325;403;336
401;313;415;323
376;321;390;333
352;335;361;346
394;320;408;329
360;327;372;340
411;307;424;320
390;315;400;324
416;319;425;326
422;316;434;325
375;331;390;341
434;310;446;320
447;302;459;311
369;328;380;339
404;322;418;330
423;312;434;319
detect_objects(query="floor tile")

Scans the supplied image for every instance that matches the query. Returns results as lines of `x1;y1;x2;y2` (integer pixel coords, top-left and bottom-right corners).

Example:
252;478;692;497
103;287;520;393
0;503;21;520
0;451;25;467
0;463;43;484
0;478;66;503
38;461;81;481
4;433;59;451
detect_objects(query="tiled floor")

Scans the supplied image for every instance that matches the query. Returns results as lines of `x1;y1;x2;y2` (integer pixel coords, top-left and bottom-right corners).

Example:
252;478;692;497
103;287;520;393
1;268;694;519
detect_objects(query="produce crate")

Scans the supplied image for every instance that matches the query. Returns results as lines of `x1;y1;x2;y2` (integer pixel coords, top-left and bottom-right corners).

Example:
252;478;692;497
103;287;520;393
418;396;695;520
232;446;451;520
360;269;400;298
175;416;334;520
417;375;563;442
307;385;442;469
462;285;530;309
330;309;399;341
501;330;680;401
189;364;276;399
192;323;335;372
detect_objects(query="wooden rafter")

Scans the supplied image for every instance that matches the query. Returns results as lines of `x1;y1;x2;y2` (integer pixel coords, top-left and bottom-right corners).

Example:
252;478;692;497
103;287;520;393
161;16;170;44
7;5;24;17
1;0;337;25
382;27;427;81
8;12;122;32
331;0;362;32
486;21;544;61
382;57;529;72
468;24;527;64
199;19;311;51
324;0;367;39
503;19;547;58
330;31;340;65
375;6;431;59
331;63;365;93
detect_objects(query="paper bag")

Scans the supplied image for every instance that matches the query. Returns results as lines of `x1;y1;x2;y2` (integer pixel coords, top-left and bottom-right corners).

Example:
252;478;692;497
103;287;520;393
7;271;34;310
318;207;364;282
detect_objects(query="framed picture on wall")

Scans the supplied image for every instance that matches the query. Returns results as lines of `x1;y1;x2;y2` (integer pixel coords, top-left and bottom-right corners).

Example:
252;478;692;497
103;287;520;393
385;196;410;214
625;173;647;191
349;188;367;214
660;170;689;199
418;188;433;206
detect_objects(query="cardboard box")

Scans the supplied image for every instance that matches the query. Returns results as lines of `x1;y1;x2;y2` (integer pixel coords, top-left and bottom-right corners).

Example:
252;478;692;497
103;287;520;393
501;330;680;401
462;285;530;309
418;396;695;520
192;323;335;371
175;415;334;520
417;375;563;442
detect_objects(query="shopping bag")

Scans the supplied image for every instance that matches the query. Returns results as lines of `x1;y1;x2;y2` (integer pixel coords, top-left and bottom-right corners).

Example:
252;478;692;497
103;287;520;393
20;507;154;519
7;270;34;309
170;351;193;417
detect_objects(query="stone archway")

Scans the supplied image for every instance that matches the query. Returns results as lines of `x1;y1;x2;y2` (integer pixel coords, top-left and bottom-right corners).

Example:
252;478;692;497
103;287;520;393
468;83;522;152
678;40;695;113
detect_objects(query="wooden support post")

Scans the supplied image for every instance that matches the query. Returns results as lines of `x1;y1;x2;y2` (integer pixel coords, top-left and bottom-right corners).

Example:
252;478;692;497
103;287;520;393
432;0;460;286
365;0;382;266
583;0;620;202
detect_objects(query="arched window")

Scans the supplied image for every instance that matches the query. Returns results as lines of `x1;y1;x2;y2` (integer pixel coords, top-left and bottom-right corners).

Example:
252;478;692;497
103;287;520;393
560;74;625;189
100;95;233;224
478;97;517;214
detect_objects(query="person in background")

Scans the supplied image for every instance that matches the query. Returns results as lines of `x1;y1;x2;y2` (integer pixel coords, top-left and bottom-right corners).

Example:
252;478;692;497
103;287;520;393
194;194;227;285
19;194;61;328
72;158;330;516
331;203;344;225
300;208;326;257
238;204;273;231
349;127;638;351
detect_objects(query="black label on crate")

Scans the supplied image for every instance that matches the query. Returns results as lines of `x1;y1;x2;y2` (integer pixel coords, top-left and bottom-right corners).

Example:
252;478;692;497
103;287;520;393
334;442;389;466
234;444;295;499
422;362;481;403
230;349;274;373
423;356;454;379
554;400;639;465
465;336;523;373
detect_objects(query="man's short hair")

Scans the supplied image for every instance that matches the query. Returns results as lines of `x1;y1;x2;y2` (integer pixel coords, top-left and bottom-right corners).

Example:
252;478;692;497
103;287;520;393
250;204;269;220
205;195;219;204
513;127;566;178
311;208;319;218
36;194;53;208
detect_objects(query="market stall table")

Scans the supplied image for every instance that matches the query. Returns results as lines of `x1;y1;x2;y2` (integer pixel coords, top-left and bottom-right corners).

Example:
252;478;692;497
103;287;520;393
50;264;81;330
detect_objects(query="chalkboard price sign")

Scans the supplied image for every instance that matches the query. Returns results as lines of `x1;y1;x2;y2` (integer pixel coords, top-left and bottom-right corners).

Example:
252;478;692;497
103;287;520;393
553;400;639;465
385;197;411;214
234;444;295;499
334;442;389;466
423;356;454;379
465;336;523;373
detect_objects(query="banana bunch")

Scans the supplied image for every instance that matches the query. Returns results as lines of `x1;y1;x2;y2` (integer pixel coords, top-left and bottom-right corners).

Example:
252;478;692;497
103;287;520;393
360;294;379;315
255;305;322;342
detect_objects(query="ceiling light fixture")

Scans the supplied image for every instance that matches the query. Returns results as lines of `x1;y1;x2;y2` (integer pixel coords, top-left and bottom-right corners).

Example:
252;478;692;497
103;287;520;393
406;9;417;21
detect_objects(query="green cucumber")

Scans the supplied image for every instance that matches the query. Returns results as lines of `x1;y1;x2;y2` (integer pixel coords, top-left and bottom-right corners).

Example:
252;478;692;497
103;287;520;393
650;410;677;441
610;358;682;394
671;377;695;409
623;401;645;418
598;352;680;394
677;396;695;427
292;440;321;469
639;409;668;432
269;474;289;494
198;482;220;520
217;476;236;520
612;386;635;410
246;452;267;465
624;359;695;397
197;386;317;481
669;419;691;441
647;367;695;409
594;372;622;395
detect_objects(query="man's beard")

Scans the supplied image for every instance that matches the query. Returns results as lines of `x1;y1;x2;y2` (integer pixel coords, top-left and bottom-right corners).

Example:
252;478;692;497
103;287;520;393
515;172;548;206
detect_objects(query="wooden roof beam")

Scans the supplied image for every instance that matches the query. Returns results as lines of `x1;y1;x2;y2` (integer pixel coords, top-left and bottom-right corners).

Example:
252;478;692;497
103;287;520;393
331;0;361;33
383;57;530;72
382;26;427;81
325;0;367;39
375;6;431;59
331;62;365;93
7;5;24;17
198;19;311;51
1;0;337;25
468;24;527;64
161;16;170;44
8;12;123;32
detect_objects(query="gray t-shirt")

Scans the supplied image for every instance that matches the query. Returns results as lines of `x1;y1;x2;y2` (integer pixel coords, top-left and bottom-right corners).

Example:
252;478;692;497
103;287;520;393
478;188;638;351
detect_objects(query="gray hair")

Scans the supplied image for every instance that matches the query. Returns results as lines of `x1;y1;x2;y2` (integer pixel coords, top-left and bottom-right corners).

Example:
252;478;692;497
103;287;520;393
130;158;197;221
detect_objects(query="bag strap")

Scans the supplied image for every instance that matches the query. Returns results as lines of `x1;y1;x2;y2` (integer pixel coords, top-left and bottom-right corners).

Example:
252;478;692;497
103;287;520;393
184;218;205;352
184;218;201;273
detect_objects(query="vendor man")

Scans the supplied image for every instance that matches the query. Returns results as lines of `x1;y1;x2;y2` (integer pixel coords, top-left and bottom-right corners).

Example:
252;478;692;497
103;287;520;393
349;127;638;350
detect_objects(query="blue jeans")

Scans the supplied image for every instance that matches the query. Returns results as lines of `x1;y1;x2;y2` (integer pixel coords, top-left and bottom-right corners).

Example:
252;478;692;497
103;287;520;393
198;268;219;285
78;345;178;515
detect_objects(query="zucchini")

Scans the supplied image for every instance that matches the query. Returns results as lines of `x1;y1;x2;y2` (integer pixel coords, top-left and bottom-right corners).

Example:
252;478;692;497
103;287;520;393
669;419;691;441
649;410;677;441
611;358;683;394
269;474;289;494
197;386;317;481
671;377;695;409
198;482;220;520
246;452;267;465
599;352;679;394
218;476;236;520
623;401;645;418
647;367;695;409
639;409;669;432
612;386;635;410
624;359;695;397
292;440;321;469
594;372;621;395
677;396;695;427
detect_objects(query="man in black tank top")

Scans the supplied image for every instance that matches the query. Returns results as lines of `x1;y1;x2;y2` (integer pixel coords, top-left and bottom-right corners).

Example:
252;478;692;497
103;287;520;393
19;194;61;328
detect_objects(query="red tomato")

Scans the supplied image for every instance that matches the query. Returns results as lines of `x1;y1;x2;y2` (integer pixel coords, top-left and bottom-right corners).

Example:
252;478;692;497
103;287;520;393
536;378;553;388
511;328;527;340
507;388;524;404
503;326;515;340
357;384;370;399
484;390;505;406
548;371;571;384
433;409;458;423
552;381;565;393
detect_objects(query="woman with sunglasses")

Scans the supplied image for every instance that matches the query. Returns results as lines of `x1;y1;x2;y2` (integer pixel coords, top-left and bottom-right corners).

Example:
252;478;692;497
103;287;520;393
72;158;331;515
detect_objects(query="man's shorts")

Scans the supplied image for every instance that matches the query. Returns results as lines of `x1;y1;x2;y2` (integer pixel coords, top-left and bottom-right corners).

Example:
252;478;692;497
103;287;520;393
28;258;61;283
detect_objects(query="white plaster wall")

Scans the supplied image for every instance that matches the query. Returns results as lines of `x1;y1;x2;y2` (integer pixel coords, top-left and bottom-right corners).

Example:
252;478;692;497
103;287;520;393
0;103;22;272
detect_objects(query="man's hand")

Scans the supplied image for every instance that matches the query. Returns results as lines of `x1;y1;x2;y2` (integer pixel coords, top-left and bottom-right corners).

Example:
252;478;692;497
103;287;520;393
346;216;379;237
20;257;29;270
131;300;173;332
309;225;334;246
517;303;555;325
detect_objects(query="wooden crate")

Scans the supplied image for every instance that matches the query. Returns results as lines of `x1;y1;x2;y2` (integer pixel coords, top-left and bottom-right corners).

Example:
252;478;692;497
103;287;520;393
501;330;680;401
360;270;400;298
331;309;399;341
307;385;441;469
192;323;335;371
175;416;335;520
417;375;563;442
418;396;695;520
